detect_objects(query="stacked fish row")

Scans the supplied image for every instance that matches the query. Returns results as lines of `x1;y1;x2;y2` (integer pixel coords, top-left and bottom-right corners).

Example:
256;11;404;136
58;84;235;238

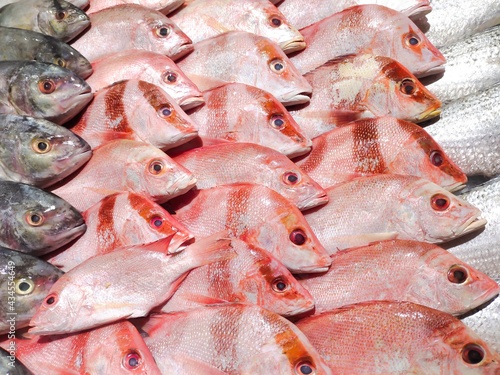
0;0;499;373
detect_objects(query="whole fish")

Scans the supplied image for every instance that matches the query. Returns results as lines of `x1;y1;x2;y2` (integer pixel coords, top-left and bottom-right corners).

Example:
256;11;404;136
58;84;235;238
70;4;193;62
296;301;500;374
297;240;499;316
0;26;92;79
85;0;184;14
167;183;331;273
160;237;315;317
0;348;32;375
288;5;446;77
0;61;92;124
70;80;198;151
302;174;485;253
0;181;85;256
87;50;203;109
1;321;162;374
47;191;194;272
0;0;90;42
50;139;196;212
176;31;313;106
425;84;500;177
294;117;467;192
188;83;311;158
287;54;442;139
29;233;234;334
278;0;432;29
0;114;92;188
136;304;333;374
170;0;305;53
0;248;64;333
423;26;500;104
173;142;328;210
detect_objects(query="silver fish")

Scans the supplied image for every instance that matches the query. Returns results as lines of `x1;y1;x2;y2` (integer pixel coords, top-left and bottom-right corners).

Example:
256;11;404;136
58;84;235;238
0;348;33;375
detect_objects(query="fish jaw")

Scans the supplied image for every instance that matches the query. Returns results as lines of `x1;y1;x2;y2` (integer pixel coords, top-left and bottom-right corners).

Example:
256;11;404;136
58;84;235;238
169;42;194;61
415;107;442;122
280;39;306;54
405;1;433;20
296;190;329;211
279;90;312;106
178;95;205;110
55;87;93;124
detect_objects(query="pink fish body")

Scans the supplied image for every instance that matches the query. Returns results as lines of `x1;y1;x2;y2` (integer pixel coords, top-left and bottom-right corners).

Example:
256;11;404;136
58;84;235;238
168;183;332;273
70;4;193;62
177;31;313;106
87;50;204;110
289;5;445;76
188;83;311;157
174;142;327;210
294;117;467;191
288;54;442;139
47;192;194;271
85;0;184;14
160;238;315;317
70;80;198;151
297;240;500;316
296;301;500;374
50;139;196;212
303;174;486;252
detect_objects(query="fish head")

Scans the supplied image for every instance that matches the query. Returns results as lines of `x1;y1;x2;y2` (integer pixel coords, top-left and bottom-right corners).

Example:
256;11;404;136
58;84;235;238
125;143;196;203
37;0;90;42
36;41;92;79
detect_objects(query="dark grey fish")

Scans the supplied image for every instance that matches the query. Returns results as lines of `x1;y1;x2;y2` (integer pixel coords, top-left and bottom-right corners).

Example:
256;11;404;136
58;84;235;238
0;61;92;124
0;348;33;375
0;114;91;188
0;0;90;42
0;26;92;78
0;181;86;255
0;247;64;334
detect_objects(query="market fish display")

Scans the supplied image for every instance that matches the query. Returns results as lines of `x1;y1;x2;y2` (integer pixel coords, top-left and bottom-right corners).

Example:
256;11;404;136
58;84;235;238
70;79;198;150
289;5;446;77
0;61;92;124
0;0;90;42
297;240;499;316
0;248;64;333
70;4;193;62
50;139;196;212
176;31;313;106
173;142;328;210
160;237;314;317
294;117;467;191
170;0;305;53
48;191;194;272
136;304;333;374
296;301;500;374
0;181;85;256
0;114;92;188
187;83;311;158
87;50;203;109
167;183;331;273
288;54;442;139
29;233;234;334
303;174;485;252
84;0;184;14
0;26;92;79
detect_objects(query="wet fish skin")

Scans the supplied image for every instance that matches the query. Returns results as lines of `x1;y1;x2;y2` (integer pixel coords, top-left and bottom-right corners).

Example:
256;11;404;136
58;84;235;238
0;26;92;79
85;0;184;14
0;348;32;375
294;117;467;192
0;0;90;42
0;114;92;188
0;61;92;125
0;248;64;333
70;80;199;151
47;191;194;272
87;50;203;110
425;84;500;177
296;301;500;374
0;181;86;256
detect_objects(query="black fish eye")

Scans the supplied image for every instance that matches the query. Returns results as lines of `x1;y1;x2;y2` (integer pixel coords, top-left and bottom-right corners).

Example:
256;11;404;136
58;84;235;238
270;17;282;27
156;26;170;37
462;344;485;365
270;59;285;73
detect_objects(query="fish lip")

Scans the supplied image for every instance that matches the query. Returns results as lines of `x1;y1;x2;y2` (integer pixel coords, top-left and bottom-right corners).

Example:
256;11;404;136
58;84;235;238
280;303;315;317
416;65;446;78
291;264;330;274
297;193;329;211
280;93;311;106
280;39;307;54
446;182;467;193
170;43;194;61
407;5;432;20
179;96;205;110
415;107;441;122
283;144;312;159
459;216;488;237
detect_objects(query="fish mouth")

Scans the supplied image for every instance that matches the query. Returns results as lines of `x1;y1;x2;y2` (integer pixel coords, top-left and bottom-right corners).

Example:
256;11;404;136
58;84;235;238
281;302;315;317
407;4;432;20
280;92;311;106
446;182;467;193
459;216;488;237
161;130;199;151
45;223;86;253
179;95;205;110
76;62;93;80
297;193;329;211
280;39;307;54
283;143;312;159
416;64;446;78
415;107;441;122
170;42;194;61
292;264;330;274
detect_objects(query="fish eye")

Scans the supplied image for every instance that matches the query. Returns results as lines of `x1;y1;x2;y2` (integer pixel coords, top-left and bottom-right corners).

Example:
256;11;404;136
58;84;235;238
148;160;164;175
462;344;485;365
15;278;35;295
295;361;316;375
270;59;285;74
44;293;57;306
290;229;307;245
162;71;178;83
283;171;300;185
26;212;44;226
399;78;416;95
270;115;285;129
270;16;282;27
38;79;56;94
55;10;66;20
123;351;142;370
430;194;450;211
405;34;421;47
447;265;469;284
32;138;52;154
155;26;170;38
158;105;173;118
430;151;443;166
272;278;288;293
55;58;66;68
150;215;163;228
